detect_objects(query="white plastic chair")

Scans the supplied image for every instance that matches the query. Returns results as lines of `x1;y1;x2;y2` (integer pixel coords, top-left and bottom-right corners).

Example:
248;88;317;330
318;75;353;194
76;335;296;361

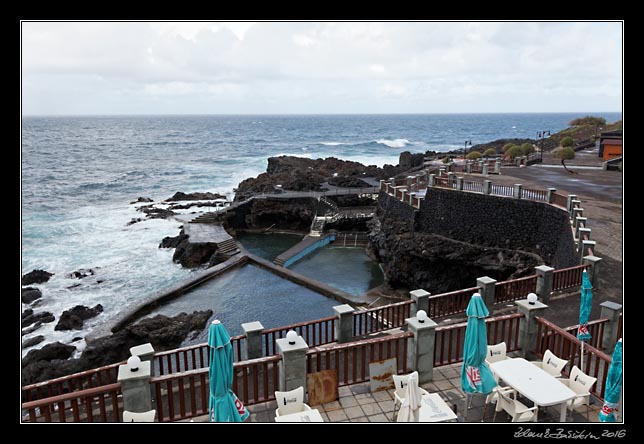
531;349;568;377
493;388;538;422
558;365;597;420
123;409;156;422
486;342;508;365
482;385;511;420
391;371;430;420
274;386;312;418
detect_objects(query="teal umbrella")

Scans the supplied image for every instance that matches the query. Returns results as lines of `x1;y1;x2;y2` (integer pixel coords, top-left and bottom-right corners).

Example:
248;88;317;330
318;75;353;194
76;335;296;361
461;293;498;397
599;339;622;422
577;270;593;370
208;320;249;422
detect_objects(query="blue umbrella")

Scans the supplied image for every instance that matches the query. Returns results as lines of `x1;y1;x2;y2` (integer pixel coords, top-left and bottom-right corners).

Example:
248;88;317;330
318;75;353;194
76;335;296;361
461;293;498;397
577;270;593;369
208;320;249;422
599;339;622;422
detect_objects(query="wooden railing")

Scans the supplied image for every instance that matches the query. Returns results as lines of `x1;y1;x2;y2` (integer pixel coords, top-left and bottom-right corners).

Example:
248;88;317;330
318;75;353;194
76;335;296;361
22;382;122;423
22;361;123;403
552;264;590;291
427;287;480;319
534;317;613;401
306;332;413;387
563;318;609;350
521;187;548;202
551;191;568;209
152;354;282;422
263;316;336;357
353;300;413;337
494;275;538;304
490;183;514;197
434;313;523;367
154;335;245;376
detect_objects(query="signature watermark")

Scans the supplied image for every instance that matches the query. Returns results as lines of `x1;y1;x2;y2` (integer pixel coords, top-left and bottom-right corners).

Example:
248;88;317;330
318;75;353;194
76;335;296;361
514;427;626;440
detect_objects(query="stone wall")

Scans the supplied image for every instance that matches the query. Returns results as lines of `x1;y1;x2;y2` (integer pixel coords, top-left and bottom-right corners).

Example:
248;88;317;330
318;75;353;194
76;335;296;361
376;191;416;230
414;187;577;268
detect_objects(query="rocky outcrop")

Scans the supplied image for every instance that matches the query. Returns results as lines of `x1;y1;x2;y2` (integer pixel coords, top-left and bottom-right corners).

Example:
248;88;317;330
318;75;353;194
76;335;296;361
327;176;371;188
55;304;104;331
166;191;226;202
172;238;220;268
21;310;213;386
22;335;45;348
137;204;176;220
22;309;55;328
21;287;42;304
68;268;98;279
159;231;189;249
129;196;154;204
22;270;53;285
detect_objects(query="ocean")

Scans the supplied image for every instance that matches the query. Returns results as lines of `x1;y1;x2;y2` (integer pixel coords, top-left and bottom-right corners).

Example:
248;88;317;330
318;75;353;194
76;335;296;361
21;113;621;355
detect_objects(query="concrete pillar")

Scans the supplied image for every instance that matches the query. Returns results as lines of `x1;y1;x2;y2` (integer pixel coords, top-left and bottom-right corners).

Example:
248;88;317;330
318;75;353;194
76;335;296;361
547;188;557;204
516;299;548;360
534;265;555;304
276;335;309;393
118;358;152;414
400;190;407;202
130;343;155;365
578;227;591;242
447;172;454;185
379;179;385;192
466;161;472;174
476;276;497;309
514;157;521;167
406;316;438;384
566;194;578;213
580;240;596;261
333;304;355;343
439;167;446;176
428;174;436;187
483;180;492;195
482;163;489;176
572;207;584;221
410;289;431;317
494;160;501;174
582;255;602;289
456;177;464;191
574;216;587;234
599;302;622;354
242;321;264;360
513;184;523;199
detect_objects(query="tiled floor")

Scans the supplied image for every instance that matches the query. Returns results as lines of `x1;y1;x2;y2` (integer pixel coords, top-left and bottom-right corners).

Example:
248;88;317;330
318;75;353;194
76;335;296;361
240;361;603;423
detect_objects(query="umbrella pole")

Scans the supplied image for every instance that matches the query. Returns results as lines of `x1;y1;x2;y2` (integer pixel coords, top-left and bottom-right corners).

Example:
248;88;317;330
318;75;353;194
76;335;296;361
580;342;585;371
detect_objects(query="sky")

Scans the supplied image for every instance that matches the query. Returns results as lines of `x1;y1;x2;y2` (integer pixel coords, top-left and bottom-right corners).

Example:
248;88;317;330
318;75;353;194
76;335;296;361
21;21;623;115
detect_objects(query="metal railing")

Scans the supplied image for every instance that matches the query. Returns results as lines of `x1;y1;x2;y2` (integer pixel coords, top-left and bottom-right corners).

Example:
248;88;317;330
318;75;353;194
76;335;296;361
306;332;412;387
434;313;523;367
352;300;413;337
494;275;538;304
154;335;245;376
552;264;590;292
263;316;336;357
22;382;122;423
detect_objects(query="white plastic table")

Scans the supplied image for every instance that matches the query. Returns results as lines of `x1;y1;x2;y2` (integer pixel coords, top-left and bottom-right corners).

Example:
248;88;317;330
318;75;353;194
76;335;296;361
274;409;324;423
419;393;458;422
490;358;576;422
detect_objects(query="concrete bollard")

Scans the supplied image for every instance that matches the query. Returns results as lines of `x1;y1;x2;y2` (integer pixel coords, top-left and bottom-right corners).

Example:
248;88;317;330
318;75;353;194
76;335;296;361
516;299;548;360
482;163;489;176
333;304;355;344
456;177;464;191
534;265;554;304
483;180;492;195
476;276;497;309
494;160;501;174
566;194;578;213
513;184;523;199
599;302;622;354
410;289;431;317
276;335;309;393
406;315;438;384
582;255;602;289
428;174;436;187
242;321;264;360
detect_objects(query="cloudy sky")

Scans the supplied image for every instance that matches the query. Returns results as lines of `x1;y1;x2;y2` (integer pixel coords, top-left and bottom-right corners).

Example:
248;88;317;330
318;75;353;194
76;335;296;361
21;21;622;115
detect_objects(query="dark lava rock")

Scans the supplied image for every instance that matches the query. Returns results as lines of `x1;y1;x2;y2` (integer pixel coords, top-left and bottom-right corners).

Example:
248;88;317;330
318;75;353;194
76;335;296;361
127;217;144;226
130;196;154;204
172;240;219;268
166;191;226;202
159;231;189;249
22;342;76;367
68;268;98;279
137;205;176;220
22;310;55;328
55;304;104;331
327;176;371;188
21;287;42;304
21;310;213;386
22;269;54;285
22;335;45;348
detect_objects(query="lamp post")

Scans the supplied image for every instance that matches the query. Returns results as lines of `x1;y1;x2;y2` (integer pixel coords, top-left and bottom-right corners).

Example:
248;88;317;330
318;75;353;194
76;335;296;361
463;139;472;159
537;130;551;162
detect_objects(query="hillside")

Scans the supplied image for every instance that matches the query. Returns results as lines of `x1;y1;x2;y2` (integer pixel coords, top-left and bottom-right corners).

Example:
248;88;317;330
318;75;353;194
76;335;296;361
541;119;622;152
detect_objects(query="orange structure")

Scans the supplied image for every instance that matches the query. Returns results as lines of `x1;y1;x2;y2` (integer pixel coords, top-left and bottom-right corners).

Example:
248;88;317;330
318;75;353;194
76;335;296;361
598;130;622;161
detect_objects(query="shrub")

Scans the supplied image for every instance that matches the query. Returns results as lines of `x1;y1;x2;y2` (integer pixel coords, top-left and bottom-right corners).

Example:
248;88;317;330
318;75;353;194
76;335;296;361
466;151;482;160
504;146;524;159
569;116;607;126
442;156;451;164
560;136;574;148
483;148;497;157
521;143;535;155
502;143;517;153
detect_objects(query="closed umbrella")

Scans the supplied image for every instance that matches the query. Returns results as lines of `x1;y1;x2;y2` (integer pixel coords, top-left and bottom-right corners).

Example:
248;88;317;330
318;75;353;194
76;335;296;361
461;293;498;418
397;372;421;422
577;270;593;370
208;320;249;422
599;339;622;422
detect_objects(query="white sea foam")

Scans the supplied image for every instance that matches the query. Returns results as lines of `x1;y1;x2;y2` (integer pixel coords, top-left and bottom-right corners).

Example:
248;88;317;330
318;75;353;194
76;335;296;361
318;142;348;146
374;138;411;148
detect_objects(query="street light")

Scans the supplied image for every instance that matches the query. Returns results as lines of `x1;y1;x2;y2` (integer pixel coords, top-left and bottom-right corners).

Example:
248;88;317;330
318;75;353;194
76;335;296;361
463;139;472;158
536;130;551;162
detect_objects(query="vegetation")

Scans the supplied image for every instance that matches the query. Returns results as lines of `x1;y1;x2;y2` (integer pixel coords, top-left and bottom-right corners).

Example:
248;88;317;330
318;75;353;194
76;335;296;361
483;148;497;157
520;143;535;155
442;156;451;164
560;136;574;148
502;143;517;153
504;146;524;160
466;151;482;160
569;116;607;126
553;147;576;173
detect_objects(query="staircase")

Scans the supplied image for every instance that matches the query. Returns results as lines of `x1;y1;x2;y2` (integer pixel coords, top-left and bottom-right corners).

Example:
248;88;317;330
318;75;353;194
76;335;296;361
217;238;240;256
191;212;221;224
310;217;327;237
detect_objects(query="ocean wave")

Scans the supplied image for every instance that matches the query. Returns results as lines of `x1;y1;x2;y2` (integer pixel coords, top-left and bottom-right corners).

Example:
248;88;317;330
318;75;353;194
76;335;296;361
318;142;348;146
374;138;411;148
